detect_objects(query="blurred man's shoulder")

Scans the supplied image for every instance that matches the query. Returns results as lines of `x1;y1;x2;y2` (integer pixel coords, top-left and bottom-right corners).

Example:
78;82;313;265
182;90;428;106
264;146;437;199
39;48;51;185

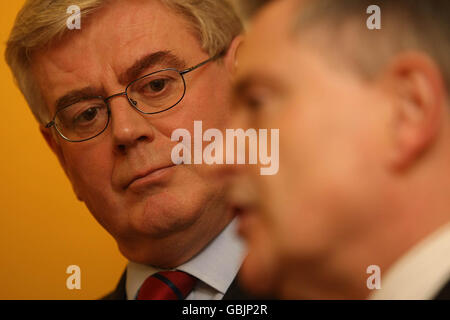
434;281;450;300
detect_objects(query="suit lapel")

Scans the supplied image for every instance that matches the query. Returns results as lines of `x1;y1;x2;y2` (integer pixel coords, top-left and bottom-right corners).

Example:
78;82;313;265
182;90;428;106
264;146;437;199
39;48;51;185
101;269;127;300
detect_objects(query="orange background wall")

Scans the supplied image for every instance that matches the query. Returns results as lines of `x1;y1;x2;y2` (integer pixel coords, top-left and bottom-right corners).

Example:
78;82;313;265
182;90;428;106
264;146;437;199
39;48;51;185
0;1;127;299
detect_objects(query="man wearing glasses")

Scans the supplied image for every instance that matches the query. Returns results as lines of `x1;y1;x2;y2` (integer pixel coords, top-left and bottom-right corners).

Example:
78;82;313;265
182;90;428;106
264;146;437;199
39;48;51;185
6;0;247;299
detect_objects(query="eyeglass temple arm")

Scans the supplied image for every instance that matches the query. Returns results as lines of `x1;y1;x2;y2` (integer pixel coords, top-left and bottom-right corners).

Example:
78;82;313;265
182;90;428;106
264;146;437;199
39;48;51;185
45;120;55;128
180;50;226;75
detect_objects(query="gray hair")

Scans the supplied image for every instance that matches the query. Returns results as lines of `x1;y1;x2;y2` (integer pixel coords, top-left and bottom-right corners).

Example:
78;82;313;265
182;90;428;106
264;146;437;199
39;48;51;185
5;0;243;124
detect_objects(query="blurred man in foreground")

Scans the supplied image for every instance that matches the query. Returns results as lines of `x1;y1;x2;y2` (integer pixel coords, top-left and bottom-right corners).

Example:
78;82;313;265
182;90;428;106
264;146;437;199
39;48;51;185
232;0;450;299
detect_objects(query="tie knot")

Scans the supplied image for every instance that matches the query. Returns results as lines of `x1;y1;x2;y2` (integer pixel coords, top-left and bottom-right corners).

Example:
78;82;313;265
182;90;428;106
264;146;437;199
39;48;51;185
137;271;197;300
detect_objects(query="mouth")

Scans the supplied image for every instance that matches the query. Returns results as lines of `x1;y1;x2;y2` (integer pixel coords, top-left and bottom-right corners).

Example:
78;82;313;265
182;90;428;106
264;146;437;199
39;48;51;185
125;164;177;192
233;204;256;239
228;194;259;240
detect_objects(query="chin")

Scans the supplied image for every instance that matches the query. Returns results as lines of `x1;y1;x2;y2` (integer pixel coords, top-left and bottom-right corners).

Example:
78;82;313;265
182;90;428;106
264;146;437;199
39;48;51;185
117;240;180;268
127;194;199;239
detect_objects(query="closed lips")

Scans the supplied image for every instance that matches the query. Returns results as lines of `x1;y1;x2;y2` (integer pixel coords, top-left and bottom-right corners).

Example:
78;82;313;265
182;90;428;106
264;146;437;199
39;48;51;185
124;164;175;189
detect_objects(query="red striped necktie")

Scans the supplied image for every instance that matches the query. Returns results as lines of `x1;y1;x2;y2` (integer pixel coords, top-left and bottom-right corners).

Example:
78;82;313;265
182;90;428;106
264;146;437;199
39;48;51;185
136;271;197;300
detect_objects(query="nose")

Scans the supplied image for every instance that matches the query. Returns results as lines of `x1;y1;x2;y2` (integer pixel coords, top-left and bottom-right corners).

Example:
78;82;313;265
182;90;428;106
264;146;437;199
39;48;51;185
108;93;155;153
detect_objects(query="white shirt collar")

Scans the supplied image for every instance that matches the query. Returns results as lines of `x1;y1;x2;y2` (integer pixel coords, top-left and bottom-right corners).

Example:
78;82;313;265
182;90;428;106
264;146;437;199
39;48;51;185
370;222;450;300
126;218;245;299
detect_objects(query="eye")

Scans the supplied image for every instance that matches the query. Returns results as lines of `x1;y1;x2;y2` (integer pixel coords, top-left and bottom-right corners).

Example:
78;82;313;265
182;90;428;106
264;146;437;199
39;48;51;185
143;79;168;93
74;106;100;124
56;100;108;134
238;90;267;112
245;94;264;110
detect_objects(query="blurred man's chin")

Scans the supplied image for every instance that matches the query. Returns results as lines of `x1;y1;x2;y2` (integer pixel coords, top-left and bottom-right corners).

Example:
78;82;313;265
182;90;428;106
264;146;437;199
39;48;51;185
236;212;283;296
239;252;279;297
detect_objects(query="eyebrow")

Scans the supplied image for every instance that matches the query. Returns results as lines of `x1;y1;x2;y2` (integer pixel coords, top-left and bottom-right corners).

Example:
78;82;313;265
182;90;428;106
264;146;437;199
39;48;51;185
55;86;105;112
234;72;287;97
118;50;187;85
53;51;187;113
232;73;287;110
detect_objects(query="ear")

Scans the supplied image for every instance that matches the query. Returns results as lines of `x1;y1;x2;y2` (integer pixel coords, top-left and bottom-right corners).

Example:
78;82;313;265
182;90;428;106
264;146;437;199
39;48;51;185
222;34;245;77
40;125;84;201
384;52;446;170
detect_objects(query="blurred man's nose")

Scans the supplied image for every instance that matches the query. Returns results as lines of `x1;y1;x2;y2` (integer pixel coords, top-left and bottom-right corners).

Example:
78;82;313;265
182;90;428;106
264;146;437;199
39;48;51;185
108;95;155;153
205;107;252;180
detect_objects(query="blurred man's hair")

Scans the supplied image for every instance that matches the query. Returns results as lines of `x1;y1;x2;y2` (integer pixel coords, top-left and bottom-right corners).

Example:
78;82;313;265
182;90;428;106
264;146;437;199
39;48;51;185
230;0;271;22
291;0;450;89
5;0;243;125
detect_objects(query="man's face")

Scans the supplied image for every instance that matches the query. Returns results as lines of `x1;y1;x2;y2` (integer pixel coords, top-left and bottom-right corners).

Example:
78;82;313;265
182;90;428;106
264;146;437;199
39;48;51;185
233;0;392;297
32;0;234;267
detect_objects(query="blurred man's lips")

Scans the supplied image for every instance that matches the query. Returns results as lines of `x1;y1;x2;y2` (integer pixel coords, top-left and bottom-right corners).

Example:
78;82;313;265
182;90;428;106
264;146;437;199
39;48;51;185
125;165;176;191
228;194;259;239
230;203;253;238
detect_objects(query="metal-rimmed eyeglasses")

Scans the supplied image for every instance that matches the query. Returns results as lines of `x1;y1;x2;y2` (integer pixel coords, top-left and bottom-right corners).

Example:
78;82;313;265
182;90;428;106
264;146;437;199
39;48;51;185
45;52;223;142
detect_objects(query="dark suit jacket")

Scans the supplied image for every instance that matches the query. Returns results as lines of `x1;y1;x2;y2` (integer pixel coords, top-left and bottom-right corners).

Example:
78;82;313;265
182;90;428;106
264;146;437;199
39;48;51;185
101;269;259;300
434;280;450;300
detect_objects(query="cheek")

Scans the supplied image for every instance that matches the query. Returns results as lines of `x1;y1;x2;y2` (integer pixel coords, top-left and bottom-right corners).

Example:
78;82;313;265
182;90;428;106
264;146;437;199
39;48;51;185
184;74;232;128
280;91;381;193
255;92;386;256
62;144;114;198
153;81;232;141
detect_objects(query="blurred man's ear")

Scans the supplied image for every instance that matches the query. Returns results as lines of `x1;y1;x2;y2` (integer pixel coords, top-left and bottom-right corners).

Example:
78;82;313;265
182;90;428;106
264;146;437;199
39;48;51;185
223;35;244;77
384;52;447;170
40;125;83;201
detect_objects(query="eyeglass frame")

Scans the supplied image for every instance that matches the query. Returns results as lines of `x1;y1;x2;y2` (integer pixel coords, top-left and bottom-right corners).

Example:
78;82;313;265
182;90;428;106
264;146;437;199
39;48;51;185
45;51;225;143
